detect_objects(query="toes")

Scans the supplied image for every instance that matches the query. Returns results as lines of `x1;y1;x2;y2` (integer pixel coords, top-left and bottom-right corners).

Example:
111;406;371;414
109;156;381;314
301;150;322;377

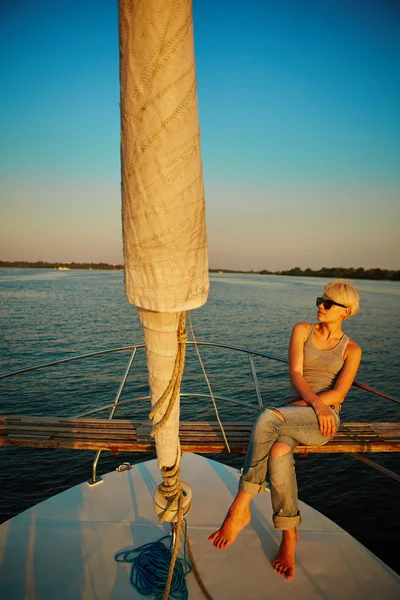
277;564;286;575
284;567;294;580
273;560;294;579
209;527;233;549
211;535;229;550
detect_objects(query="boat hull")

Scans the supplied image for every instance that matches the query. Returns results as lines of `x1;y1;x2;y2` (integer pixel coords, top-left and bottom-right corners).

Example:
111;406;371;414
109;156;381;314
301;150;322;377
0;453;398;599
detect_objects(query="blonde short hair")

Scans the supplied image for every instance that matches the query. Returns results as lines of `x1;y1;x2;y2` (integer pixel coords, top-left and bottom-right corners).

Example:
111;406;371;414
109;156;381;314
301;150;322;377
324;280;360;318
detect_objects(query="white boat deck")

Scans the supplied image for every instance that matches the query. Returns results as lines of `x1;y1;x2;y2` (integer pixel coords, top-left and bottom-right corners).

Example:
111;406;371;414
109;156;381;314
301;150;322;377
0;453;398;599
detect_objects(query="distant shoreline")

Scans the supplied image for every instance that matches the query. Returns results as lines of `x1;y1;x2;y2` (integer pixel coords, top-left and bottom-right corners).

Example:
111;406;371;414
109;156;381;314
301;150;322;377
1;261;399;281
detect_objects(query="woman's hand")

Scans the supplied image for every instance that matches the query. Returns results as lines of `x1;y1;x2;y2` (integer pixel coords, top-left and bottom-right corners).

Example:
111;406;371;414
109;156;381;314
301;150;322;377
290;398;337;436
313;401;337;437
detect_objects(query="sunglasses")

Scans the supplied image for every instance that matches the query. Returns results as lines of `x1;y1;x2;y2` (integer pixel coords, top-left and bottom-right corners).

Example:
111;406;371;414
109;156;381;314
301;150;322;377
316;296;347;310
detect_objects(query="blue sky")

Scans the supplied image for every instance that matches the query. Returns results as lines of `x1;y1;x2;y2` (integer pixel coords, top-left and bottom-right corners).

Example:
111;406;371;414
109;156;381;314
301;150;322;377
1;0;399;270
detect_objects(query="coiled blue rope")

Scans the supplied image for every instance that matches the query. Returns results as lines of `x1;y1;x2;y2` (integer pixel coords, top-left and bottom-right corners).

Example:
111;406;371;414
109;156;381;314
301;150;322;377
115;521;192;600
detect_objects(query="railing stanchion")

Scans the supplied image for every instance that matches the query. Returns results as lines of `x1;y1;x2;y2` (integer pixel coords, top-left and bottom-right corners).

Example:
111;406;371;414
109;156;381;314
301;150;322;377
248;353;264;411
109;347;138;420
88;347;138;485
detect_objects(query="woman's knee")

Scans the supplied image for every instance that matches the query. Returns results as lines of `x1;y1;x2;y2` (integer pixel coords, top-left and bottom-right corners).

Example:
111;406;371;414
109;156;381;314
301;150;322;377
253;409;281;435
270;408;285;422
270;441;292;458
258;408;283;425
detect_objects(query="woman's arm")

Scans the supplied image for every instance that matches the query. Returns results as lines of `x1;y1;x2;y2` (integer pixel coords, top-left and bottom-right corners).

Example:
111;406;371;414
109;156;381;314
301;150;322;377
288;323;321;406
317;341;362;405
288;323;339;436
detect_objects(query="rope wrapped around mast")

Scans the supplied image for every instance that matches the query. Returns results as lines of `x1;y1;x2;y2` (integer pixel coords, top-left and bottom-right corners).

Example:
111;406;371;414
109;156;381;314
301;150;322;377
148;313;191;522
150;312;187;438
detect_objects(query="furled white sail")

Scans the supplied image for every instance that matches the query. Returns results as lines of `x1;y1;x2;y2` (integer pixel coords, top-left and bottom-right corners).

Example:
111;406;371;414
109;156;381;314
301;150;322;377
118;0;209;473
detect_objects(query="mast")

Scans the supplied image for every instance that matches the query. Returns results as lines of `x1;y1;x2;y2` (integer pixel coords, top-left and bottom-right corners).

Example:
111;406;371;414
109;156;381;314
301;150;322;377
118;0;209;514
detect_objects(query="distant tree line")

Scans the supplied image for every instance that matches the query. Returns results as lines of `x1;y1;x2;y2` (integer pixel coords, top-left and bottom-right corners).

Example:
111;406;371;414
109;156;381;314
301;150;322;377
0;261;123;270
2;262;399;280
258;266;400;281
212;266;400;281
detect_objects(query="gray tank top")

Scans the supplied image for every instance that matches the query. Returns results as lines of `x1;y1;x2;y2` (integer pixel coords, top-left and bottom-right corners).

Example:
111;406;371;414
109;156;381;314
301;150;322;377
283;323;349;402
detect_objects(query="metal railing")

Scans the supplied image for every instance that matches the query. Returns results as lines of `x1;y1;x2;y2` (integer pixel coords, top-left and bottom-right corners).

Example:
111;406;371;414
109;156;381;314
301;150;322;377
1;341;399;483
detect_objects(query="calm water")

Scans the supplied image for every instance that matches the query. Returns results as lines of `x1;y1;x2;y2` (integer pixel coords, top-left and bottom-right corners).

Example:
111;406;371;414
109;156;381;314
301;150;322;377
0;269;399;573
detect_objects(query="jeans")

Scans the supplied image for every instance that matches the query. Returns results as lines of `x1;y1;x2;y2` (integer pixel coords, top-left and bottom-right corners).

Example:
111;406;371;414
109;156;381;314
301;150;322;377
239;405;340;530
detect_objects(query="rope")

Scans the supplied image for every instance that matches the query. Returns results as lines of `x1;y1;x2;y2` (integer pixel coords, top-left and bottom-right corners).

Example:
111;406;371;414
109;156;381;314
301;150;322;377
155;451;183;523
146;312;187;598
163;492;184;599
150;312;187;437
185;531;214;600
141;311;214;599
187;311;231;452
115;522;192;600
115;517;215;600
159;454;182;499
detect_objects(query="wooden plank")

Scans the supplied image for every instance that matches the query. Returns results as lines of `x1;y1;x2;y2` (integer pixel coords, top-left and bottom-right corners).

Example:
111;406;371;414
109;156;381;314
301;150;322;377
2;426;397;444
0;424;140;436
0;415;398;428
1;423;398;438
1;423;397;436
0;415;399;454
0;415;399;431
1;436;398;453
7;434;393;448
0;418;397;434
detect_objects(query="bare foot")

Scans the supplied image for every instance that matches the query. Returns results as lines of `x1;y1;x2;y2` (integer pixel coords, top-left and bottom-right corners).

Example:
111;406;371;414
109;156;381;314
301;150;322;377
208;501;252;550
272;528;299;580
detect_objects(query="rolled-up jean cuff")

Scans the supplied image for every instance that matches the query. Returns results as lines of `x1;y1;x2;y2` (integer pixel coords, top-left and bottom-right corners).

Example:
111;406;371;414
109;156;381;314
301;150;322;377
239;478;266;495
273;512;302;530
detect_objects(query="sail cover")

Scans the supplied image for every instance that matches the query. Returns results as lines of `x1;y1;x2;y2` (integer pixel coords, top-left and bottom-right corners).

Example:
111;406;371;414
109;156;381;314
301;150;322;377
119;0;209;468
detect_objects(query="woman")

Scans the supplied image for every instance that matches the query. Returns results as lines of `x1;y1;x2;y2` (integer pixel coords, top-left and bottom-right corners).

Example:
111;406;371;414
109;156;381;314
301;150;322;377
209;280;362;580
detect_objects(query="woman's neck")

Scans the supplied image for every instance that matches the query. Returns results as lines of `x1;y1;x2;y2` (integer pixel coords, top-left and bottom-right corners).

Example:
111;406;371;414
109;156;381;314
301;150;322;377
317;321;344;339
